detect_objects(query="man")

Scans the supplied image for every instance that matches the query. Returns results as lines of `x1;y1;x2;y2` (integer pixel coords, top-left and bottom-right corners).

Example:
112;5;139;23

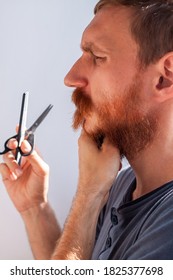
1;0;173;259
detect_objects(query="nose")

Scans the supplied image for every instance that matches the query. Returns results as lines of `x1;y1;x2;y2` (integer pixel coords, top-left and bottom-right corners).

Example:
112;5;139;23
64;58;88;88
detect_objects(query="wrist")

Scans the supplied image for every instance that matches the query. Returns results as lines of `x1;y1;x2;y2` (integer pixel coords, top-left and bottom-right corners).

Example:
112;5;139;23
20;202;50;222
20;202;61;260
77;182;109;207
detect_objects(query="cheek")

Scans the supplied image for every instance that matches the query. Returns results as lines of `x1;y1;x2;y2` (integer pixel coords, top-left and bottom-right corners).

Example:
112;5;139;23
90;74;125;106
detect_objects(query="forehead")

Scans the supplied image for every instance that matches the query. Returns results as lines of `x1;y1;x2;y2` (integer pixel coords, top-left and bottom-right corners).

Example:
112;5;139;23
81;5;137;54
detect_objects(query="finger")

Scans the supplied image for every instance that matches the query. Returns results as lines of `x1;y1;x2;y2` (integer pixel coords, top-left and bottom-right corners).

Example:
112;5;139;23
102;137;119;153
2;152;23;178
6;138;18;150
101;137;122;170
79;129;98;148
0;163;10;180
18;140;32;168
20;139;32;154
15;124;19;133
0;162;18;181
24;149;49;176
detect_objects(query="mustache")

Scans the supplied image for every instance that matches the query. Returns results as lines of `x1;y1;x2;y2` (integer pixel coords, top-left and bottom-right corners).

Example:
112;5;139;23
71;88;105;148
71;88;93;113
71;88;93;129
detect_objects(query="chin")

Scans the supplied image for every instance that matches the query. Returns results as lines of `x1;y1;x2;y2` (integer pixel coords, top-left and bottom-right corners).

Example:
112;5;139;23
83;115;99;133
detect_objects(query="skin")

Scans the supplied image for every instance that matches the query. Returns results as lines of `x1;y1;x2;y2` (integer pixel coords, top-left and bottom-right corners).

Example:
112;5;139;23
0;139;61;259
1;5;173;259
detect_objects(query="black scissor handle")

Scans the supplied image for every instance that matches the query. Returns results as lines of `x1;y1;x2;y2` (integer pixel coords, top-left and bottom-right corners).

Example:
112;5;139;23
0;133;34;157
20;133;34;157
0;134;18;155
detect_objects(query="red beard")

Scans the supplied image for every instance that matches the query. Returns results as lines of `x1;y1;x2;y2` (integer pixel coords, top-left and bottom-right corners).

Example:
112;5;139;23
71;80;158;160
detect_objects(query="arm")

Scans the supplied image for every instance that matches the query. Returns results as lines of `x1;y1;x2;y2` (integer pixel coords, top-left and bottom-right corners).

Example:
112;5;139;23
0;140;61;259
51;131;121;260
21;202;61;260
52;190;103;260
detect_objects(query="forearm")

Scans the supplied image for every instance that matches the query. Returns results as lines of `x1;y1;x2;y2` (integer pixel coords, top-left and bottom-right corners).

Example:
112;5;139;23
21;202;61;260
51;191;104;260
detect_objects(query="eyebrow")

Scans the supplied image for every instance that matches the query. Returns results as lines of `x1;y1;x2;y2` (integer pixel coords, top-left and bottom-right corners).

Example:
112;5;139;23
80;42;106;54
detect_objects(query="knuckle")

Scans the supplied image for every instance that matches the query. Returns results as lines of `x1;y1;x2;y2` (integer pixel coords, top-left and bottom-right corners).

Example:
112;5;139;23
3;152;13;162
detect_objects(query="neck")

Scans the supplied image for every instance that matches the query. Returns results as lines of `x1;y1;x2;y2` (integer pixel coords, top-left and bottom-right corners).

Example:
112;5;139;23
129;133;173;200
126;100;173;200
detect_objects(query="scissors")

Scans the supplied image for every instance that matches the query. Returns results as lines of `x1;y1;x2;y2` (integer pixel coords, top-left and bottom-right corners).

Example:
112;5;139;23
0;92;53;165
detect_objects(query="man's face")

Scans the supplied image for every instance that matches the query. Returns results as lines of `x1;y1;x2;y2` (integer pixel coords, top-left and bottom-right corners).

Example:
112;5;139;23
64;6;158;160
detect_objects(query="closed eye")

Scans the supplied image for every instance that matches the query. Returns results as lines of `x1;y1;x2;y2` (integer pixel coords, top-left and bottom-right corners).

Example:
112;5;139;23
94;55;103;60
92;54;106;64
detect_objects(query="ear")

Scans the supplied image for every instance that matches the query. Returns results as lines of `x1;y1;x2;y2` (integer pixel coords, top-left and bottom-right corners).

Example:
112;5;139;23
155;52;173;102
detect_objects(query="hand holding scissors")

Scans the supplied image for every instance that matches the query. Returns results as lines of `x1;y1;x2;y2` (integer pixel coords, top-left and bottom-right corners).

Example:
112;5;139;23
0;92;53;165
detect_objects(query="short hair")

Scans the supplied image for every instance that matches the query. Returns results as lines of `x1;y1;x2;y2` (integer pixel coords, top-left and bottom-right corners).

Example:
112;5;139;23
94;0;173;66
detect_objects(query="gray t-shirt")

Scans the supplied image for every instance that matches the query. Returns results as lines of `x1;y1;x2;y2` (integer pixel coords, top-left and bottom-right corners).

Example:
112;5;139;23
92;167;173;259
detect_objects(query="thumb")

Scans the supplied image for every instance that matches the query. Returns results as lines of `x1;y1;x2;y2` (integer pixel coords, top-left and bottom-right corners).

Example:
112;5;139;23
21;140;49;176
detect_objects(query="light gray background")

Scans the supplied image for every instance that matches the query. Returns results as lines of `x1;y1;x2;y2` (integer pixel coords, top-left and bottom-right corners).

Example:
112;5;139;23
0;0;98;259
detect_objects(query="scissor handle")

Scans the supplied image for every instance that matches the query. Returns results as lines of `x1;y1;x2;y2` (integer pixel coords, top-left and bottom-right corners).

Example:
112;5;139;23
0;136;13;155
21;133;34;157
0;133;34;157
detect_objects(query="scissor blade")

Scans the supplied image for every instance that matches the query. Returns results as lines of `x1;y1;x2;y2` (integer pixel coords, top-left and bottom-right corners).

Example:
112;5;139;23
26;104;53;135
16;92;29;164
